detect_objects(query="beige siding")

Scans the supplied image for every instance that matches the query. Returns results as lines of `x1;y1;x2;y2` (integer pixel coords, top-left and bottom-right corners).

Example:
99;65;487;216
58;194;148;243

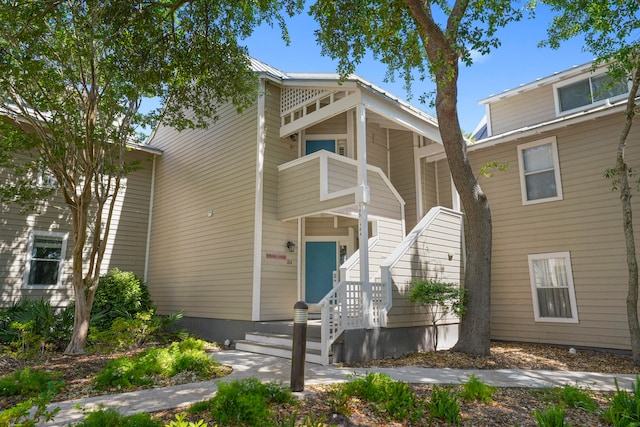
422;159;438;212
0;150;153;307
436;159;453;209
470;113;640;350
147;101;258;320
365;121;389;172
345;218;404;282
305;217;355;237
259;84;299;320
279;154;403;221
386;209;463;328
389;130;417;230
306;112;347;135
489;85;556;136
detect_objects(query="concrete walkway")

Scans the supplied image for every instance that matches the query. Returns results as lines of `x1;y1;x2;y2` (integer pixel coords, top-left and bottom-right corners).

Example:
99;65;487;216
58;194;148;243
41;349;640;426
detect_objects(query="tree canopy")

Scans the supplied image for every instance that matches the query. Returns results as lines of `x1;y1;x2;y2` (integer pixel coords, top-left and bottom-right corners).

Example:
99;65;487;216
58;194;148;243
310;0;528;355
0;0;302;353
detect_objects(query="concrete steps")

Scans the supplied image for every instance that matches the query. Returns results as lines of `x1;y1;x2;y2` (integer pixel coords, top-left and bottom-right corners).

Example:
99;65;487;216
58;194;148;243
235;321;327;365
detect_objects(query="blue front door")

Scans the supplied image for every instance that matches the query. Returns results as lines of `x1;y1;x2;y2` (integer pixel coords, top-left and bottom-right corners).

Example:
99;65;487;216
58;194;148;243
305;140;335;155
305;241;337;303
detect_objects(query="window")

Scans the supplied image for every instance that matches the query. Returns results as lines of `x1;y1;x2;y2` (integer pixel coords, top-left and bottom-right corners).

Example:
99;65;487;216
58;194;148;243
555;71;628;115
23;231;68;288
37;168;58;189
517;137;563;204
528;252;578;323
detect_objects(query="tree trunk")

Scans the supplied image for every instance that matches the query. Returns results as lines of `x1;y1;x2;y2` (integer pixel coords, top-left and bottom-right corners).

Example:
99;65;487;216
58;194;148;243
437;84;492;356
64;192;92;354
617;67;640;364
405;0;493;355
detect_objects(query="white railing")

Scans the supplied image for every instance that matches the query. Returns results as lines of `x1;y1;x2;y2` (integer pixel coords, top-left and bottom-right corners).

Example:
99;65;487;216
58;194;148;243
317;280;386;365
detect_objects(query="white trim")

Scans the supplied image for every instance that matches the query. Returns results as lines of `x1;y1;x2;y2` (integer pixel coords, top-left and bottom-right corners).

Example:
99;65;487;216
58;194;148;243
252;79;267;321
144;155;156;283
413;134;424;220
23;230;69;289
528;251;579;323
517;136;563;205
451;174;461;211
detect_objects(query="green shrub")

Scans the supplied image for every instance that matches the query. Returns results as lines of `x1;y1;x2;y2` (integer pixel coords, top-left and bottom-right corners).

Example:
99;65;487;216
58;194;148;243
339;372;422;421
93;338;218;390
428;385;461;425
0;383;60;427
92;268;153;331
539;384;597;412
460;374;496;403
0;299;74;352
70;407;163;426
603;377;640;426
165;413;208;427
0;367;64;397
200;378;295;427
534;405;571;427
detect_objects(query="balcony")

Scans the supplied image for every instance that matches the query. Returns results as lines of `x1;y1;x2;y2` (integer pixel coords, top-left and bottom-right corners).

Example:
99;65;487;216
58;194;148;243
277;150;404;221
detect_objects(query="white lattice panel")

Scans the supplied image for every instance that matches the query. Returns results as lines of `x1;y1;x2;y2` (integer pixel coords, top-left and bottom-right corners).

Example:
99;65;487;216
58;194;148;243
280;88;328;115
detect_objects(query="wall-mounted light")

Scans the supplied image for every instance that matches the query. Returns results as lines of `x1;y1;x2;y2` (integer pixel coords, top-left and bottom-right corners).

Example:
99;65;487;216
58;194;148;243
448;251;454;261
289;134;298;142
286;241;296;253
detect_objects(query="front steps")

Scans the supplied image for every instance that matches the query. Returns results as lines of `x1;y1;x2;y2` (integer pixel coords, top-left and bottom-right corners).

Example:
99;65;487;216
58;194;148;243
234;320;328;365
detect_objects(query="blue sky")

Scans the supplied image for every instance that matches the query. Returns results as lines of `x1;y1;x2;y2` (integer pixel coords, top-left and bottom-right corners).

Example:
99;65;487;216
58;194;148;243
244;5;594;134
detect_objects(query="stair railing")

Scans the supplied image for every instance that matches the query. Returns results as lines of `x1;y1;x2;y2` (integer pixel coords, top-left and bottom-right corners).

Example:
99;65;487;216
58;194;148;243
317;280;386;365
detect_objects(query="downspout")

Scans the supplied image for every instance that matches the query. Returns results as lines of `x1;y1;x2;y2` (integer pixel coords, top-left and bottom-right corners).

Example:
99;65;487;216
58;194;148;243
252;78;267;321
356;104;372;328
143;154;157;283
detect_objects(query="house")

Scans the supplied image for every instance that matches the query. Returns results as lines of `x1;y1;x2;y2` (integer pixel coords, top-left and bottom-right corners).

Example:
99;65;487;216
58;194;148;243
2;57;635;364
144;59;462;364
461;61;639;351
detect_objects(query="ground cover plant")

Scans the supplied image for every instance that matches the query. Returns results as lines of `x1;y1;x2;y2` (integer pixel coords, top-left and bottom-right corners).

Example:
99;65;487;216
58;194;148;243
2;335;640;425
93;337;218;390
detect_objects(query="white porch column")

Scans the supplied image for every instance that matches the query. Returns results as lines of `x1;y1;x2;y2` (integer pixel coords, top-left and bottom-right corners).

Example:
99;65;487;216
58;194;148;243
356;104;372;328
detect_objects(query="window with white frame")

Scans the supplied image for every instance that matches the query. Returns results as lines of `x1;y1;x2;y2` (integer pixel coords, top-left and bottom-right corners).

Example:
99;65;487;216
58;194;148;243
528;252;578;323
23;231;68;288
37;168;58;189
554;71;628;115
517;137;563;205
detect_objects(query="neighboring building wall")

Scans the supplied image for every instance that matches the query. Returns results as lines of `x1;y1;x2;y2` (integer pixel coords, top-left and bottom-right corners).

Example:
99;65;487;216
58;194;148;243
259;83;299;320
469;113;640;350
0;150;153;306
389;129;418;230
146;101;258;321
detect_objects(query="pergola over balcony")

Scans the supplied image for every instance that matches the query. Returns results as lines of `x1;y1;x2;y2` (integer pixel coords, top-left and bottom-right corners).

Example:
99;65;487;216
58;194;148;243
278;76;443;144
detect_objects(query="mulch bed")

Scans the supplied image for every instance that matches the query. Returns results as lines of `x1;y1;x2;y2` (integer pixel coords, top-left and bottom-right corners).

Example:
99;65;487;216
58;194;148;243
1;341;638;425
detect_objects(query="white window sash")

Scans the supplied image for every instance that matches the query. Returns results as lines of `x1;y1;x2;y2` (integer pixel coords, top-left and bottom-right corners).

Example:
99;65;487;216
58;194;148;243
528;252;579;323
517;137;563;205
23;230;68;289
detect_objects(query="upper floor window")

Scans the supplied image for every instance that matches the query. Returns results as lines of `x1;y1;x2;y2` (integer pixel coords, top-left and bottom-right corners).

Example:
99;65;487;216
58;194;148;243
23;230;68;288
528;252;578;323
554;71;629;115
517;137;563;205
